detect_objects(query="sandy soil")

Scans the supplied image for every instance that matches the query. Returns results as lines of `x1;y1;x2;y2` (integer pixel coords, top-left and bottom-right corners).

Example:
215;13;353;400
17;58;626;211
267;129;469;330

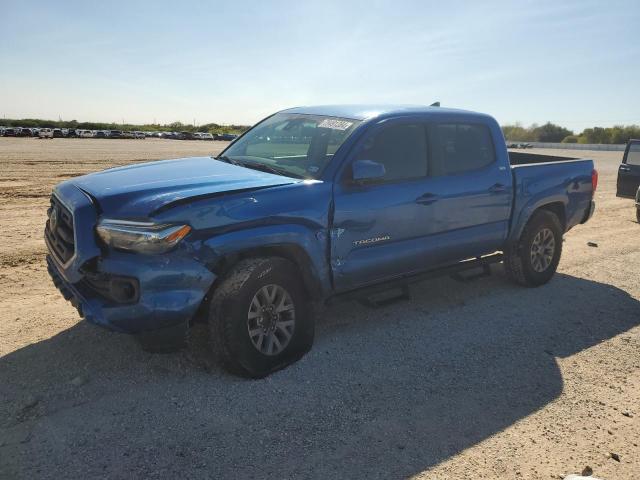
0;138;638;479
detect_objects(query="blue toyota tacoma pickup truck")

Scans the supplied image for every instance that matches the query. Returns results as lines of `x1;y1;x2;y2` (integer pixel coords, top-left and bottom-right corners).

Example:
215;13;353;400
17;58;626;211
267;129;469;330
46;105;597;377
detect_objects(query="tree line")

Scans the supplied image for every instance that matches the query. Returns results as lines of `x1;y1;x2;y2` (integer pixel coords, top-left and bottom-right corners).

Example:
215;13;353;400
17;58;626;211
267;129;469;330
501;122;640;144
0;118;250;135
3;117;639;144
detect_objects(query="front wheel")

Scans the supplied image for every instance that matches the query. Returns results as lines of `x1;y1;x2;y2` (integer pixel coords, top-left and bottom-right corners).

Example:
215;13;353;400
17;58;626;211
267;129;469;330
505;210;563;287
209;257;314;378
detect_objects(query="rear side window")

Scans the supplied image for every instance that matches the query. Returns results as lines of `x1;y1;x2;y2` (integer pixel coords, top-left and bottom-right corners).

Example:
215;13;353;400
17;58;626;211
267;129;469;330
354;123;428;182
626;143;640;166
429;123;495;176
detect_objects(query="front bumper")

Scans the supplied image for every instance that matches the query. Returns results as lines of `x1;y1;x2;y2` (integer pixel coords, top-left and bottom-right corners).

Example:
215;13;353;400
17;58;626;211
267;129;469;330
47;252;216;334
46;181;217;334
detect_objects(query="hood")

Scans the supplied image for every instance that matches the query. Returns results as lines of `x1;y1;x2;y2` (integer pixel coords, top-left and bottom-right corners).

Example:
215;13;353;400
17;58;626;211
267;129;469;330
69;156;300;217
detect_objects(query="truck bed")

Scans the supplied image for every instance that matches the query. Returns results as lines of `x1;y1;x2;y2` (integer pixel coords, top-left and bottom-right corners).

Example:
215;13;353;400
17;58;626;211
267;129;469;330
508;153;595;240
508;151;580;165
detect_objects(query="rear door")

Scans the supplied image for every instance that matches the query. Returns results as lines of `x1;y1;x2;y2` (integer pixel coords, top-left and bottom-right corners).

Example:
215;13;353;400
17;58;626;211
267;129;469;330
617;140;640;198
418;121;512;263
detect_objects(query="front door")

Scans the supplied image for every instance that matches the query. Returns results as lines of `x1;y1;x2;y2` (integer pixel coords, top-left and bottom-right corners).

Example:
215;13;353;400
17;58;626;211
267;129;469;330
331;119;433;291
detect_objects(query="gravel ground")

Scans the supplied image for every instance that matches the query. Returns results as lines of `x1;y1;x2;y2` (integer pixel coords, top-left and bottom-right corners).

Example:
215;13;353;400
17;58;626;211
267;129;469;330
0;139;638;479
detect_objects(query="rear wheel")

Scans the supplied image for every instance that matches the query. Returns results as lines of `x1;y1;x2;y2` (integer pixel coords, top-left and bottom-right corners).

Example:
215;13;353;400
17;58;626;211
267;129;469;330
209;257;314;378
505;210;563;287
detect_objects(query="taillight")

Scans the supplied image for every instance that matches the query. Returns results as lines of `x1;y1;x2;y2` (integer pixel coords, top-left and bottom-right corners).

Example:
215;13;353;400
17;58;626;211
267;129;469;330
591;169;598;193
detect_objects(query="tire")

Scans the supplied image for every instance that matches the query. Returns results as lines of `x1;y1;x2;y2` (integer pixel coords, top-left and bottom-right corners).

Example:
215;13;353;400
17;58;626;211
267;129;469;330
209;257;314;378
504;210;563;287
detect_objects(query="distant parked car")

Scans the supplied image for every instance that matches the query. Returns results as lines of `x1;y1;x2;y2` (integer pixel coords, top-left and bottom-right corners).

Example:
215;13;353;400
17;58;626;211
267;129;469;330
39;128;54;139
16;127;33;137
507;142;532;149
67;129;78;138
53;129;64;138
78;130;95;138
109;130;123;139
133;131;145;139
179;131;195;140
3;128;17;137
200;132;214;141
95;130;108;138
216;133;238;141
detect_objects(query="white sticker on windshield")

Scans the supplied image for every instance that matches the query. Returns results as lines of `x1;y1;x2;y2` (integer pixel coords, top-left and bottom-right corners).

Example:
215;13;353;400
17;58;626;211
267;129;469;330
318;119;353;130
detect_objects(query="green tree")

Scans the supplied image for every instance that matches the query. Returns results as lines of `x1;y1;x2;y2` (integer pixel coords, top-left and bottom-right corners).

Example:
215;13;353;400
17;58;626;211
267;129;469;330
532;122;573;142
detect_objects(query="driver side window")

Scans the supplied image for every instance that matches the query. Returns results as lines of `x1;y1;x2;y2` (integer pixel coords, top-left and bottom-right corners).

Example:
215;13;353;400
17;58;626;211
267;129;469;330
354;123;428;182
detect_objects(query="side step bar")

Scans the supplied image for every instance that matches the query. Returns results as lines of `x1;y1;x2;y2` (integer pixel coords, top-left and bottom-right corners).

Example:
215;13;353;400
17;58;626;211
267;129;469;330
331;253;504;305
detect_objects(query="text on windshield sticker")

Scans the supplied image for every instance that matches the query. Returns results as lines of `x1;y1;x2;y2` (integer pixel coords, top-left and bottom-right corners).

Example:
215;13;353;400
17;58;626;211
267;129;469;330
318;119;353;130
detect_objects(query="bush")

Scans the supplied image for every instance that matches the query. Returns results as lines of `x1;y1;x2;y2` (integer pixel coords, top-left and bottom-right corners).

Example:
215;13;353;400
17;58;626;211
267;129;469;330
561;135;578;143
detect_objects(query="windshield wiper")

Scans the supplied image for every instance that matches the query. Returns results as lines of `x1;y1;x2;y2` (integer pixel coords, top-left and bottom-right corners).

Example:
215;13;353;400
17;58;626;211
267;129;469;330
215;155;303;179
240;161;301;178
214;154;238;165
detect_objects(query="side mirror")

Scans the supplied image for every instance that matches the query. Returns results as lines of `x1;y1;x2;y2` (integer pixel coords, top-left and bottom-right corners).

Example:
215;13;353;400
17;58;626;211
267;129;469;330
352;160;386;183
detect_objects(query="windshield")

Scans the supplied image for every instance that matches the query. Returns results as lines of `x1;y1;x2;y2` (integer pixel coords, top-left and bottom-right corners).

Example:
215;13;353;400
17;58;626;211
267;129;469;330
220;113;361;179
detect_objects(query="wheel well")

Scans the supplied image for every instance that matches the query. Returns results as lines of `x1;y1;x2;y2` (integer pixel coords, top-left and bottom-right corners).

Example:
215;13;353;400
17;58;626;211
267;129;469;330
507;201;567;252
536;202;566;231
191;245;322;325
213;245;322;300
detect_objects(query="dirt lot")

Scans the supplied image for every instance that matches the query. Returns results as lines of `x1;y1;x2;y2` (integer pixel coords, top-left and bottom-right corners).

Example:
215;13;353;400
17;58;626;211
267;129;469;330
0;138;638;479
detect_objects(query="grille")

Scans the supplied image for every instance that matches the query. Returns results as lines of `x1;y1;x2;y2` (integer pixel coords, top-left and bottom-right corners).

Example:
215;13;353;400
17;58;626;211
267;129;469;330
45;195;75;264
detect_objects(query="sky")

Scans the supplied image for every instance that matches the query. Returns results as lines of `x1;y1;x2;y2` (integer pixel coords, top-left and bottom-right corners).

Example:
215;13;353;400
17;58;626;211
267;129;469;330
1;0;638;132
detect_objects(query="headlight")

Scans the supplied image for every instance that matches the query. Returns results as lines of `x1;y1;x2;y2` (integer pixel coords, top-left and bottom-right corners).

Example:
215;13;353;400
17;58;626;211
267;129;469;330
96;219;191;254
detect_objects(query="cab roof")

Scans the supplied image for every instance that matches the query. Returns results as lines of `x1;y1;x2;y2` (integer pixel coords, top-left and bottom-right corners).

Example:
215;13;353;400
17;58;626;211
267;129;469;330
281;104;482;121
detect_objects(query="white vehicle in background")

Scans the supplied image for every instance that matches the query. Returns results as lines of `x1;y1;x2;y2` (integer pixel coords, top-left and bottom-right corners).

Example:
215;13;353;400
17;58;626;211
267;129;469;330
78;130;95;138
39;128;54;139
133;131;145;139
199;132;214;140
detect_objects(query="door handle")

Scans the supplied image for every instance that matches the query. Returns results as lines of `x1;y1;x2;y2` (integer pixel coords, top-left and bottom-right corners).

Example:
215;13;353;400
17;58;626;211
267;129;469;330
488;183;507;194
619;165;631;172
415;193;438;205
